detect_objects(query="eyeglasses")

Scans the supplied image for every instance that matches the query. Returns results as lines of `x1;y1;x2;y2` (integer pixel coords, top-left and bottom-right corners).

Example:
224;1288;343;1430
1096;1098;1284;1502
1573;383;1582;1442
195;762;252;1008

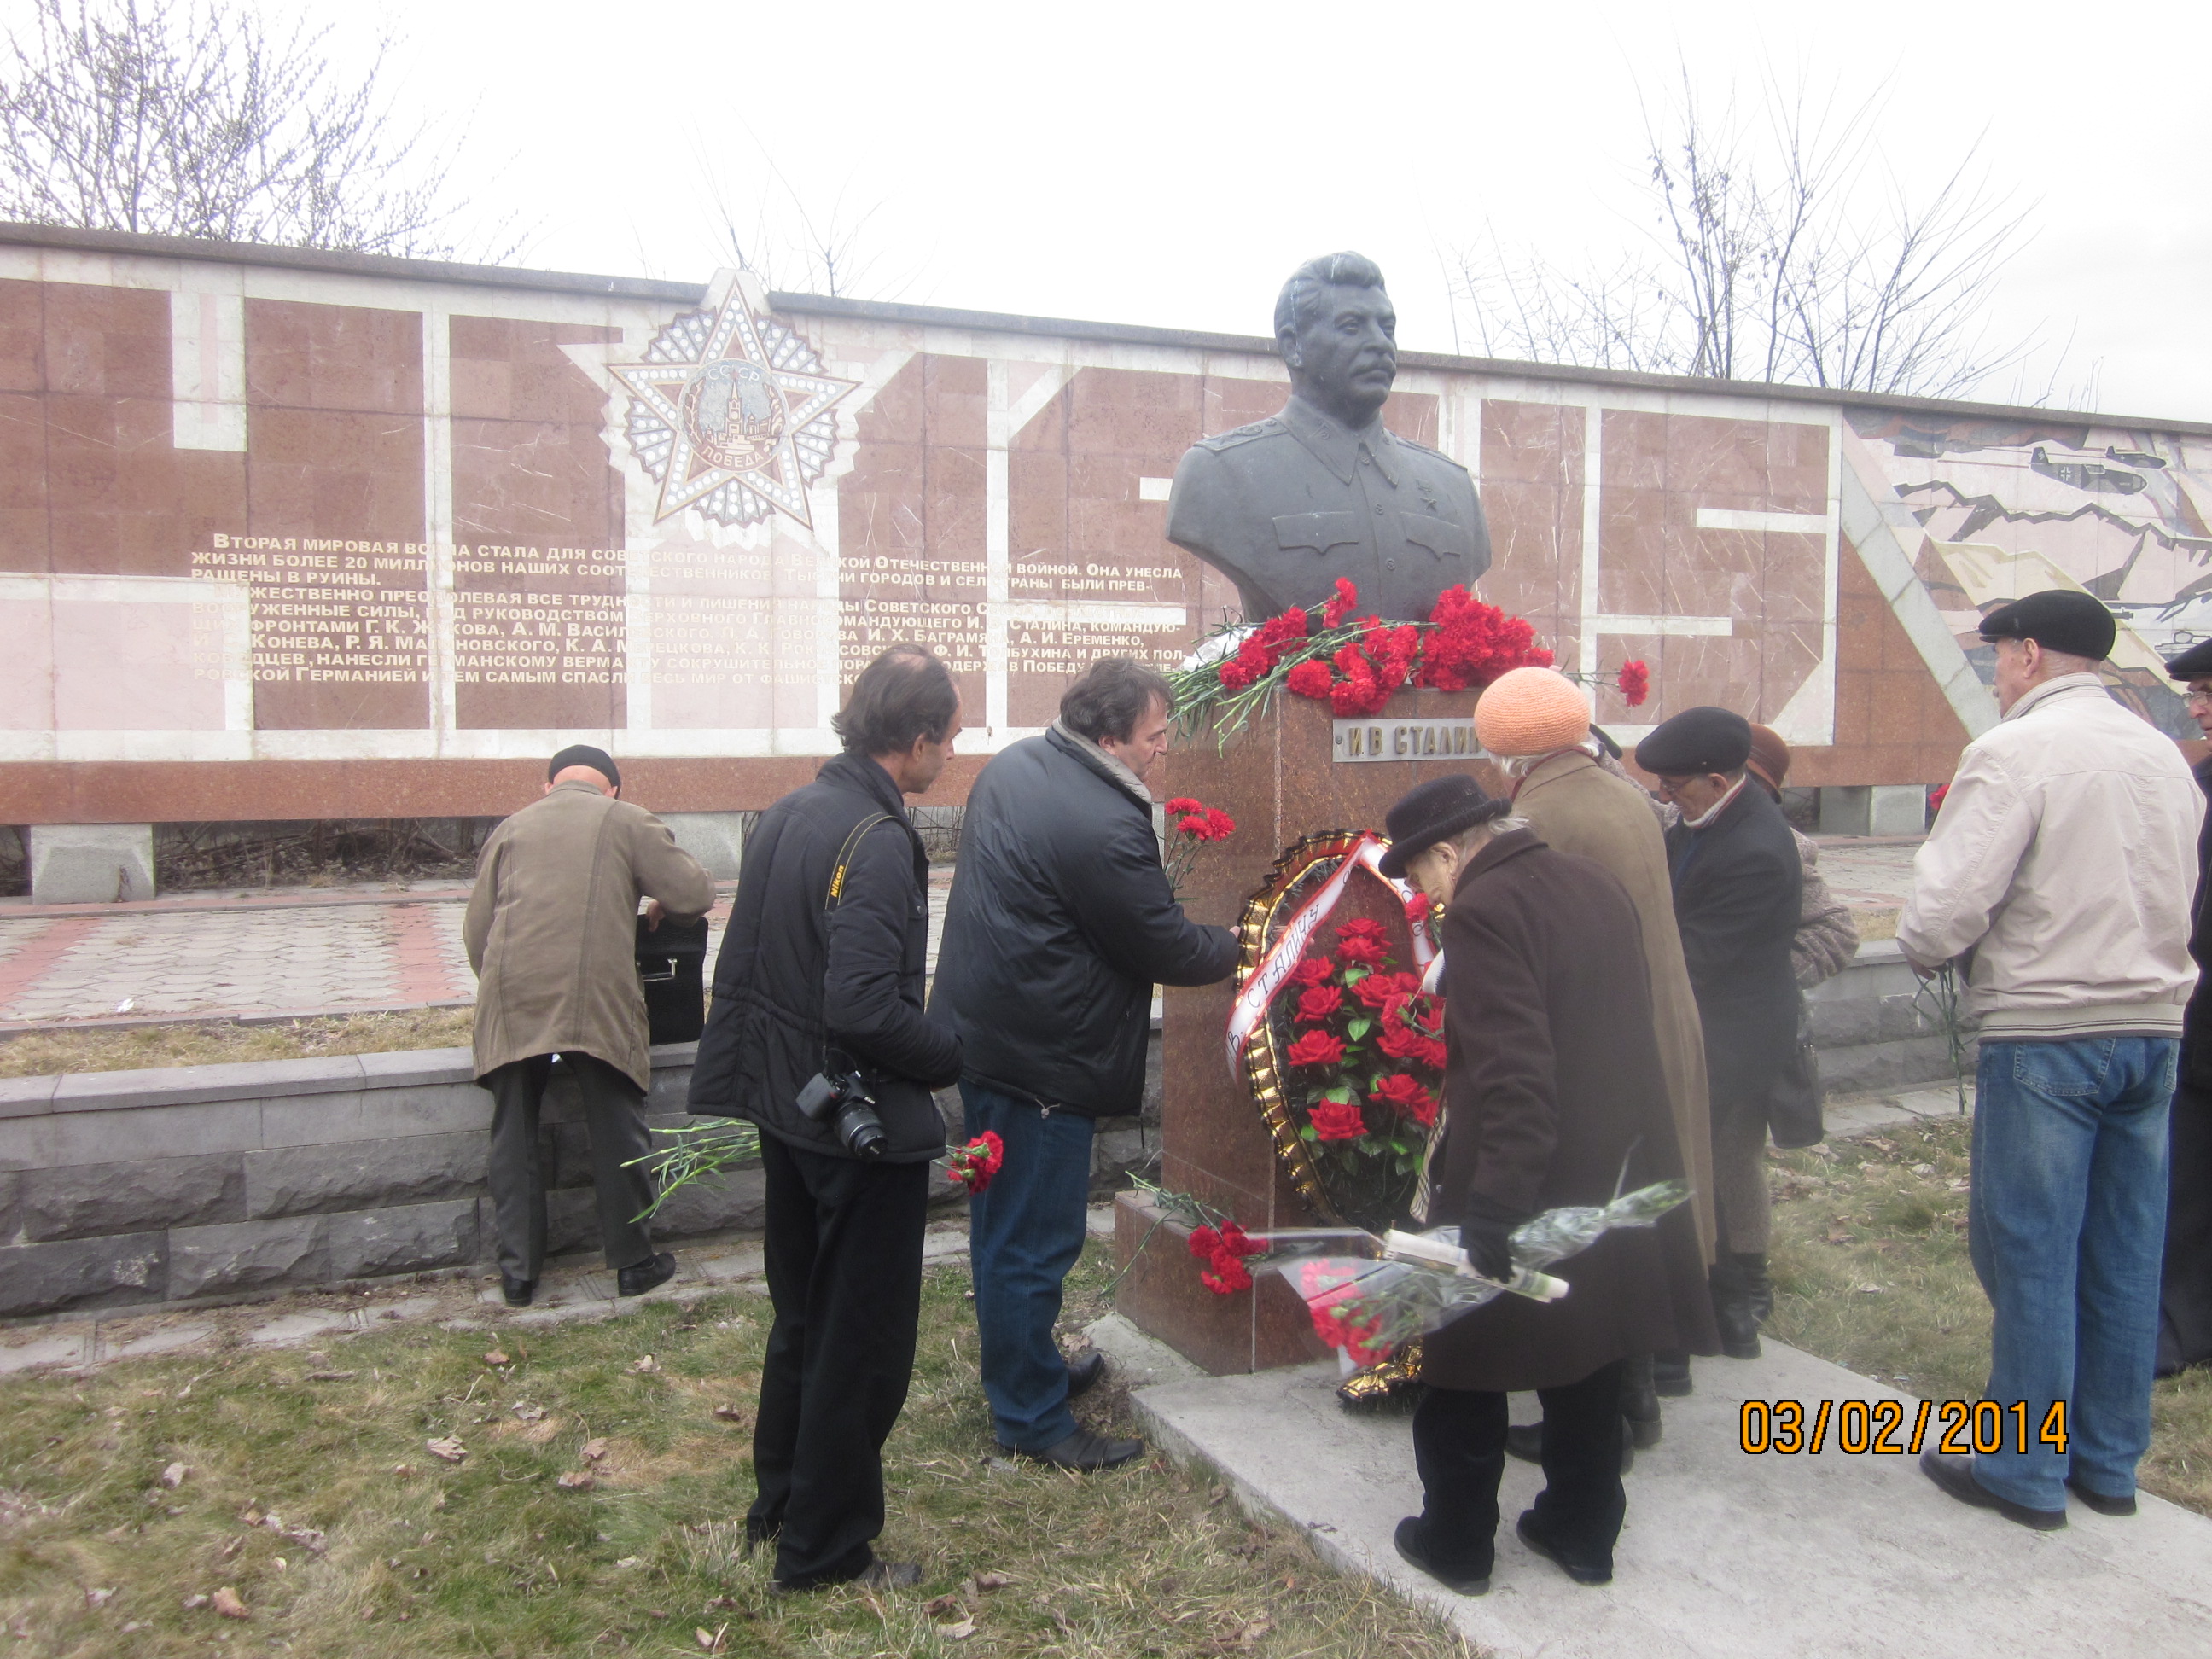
2186;689;2212;708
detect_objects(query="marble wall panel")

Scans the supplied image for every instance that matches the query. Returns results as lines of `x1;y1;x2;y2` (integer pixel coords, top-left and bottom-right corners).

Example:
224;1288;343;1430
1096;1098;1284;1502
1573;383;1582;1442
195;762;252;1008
836;354;987;716
0;391;45;568
1476;400;1583;649
42;282;169;399
241;299;427;732
0;277;39;392
49;597;224;731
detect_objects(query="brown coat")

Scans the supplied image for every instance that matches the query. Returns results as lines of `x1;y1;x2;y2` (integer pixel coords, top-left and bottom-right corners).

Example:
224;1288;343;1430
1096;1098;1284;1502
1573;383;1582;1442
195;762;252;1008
1513;750;1716;1263
464;782;716;1091
1421;829;1720;1394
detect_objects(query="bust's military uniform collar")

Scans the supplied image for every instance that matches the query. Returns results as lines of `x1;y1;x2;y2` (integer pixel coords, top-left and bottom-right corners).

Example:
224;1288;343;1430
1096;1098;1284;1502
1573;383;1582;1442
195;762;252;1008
1282;395;1401;488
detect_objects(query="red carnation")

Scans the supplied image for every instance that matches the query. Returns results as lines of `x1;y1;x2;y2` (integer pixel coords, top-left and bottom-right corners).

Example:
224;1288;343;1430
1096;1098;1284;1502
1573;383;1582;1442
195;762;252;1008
1202;807;1236;841
1371;1073;1439;1127
946;1131;1006;1195
1217;650;1263;690
1285;1029;1346;1068
1287;957;1334;988
1307;1098;1368;1141
1323;578;1359;629
1404;894;1435;928
1164;797;1202;816
1616;660;1650;707
1254;607;1311;650
1285;659;1336;701
1295;983;1343;1024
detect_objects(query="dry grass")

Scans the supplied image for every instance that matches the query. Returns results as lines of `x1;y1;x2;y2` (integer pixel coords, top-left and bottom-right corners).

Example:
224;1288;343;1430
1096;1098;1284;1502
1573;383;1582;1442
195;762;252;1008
1766;1113;2212;1515
0;1008;476;1079
0;1246;1470;1658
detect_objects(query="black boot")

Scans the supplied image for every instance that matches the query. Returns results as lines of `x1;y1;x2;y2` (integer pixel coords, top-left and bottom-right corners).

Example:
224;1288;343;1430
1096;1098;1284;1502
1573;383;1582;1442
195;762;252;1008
1736;1252;1773;1326
1708;1259;1761;1359
1651;1351;1692;1397
1621;1353;1662;1448
1505;1417;1633;1473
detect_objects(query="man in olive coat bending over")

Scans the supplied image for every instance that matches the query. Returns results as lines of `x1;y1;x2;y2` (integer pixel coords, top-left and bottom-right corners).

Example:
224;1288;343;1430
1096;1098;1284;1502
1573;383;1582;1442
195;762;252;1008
932;659;1238;1470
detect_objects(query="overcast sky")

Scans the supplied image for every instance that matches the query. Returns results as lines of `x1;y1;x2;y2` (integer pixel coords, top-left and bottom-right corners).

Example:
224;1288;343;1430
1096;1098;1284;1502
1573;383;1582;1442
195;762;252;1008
316;0;2212;424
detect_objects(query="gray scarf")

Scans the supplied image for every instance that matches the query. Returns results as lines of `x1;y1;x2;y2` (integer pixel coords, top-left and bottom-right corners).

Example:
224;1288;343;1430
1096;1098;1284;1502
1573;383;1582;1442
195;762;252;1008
1051;719;1154;809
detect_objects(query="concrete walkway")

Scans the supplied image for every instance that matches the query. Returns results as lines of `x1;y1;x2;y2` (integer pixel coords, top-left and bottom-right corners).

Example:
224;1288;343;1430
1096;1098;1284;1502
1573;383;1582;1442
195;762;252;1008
1121;1333;2212;1658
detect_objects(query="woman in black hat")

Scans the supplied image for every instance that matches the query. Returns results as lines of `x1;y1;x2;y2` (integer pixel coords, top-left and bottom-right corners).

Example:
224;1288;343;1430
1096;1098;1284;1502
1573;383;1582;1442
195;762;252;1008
1380;776;1718;1594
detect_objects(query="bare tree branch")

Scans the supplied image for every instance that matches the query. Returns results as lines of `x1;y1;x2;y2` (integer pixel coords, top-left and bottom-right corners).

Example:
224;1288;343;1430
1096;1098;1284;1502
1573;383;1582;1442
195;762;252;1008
1443;64;2040;401
0;0;512;260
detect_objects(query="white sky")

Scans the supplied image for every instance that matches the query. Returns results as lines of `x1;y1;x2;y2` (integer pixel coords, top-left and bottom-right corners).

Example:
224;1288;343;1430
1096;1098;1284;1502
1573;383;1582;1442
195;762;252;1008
310;0;2212;423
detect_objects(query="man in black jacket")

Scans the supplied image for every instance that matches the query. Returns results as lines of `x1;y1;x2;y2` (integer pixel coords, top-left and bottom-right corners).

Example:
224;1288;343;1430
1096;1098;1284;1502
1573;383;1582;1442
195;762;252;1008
689;644;964;1591
2160;638;2212;1375
932;659;1238;1469
1636;706;1802;1362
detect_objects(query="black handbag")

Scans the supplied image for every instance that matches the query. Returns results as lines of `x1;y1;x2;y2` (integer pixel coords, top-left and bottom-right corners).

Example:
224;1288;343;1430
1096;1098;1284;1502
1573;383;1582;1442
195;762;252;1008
636;911;710;1046
1767;993;1824;1150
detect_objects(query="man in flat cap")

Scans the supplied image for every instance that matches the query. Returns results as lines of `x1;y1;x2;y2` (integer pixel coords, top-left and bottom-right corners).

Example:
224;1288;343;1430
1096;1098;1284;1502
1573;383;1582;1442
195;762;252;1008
1634;707;1802;1366
1166;252;1491;623
465;744;715;1307
2157;638;2212;1375
1901;589;2201;1528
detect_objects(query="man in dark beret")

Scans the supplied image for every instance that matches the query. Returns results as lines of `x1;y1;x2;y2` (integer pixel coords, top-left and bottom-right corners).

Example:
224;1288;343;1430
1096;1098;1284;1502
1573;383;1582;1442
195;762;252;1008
2159;637;2212;1375
1900;588;2201;1528
1634;707;1802;1367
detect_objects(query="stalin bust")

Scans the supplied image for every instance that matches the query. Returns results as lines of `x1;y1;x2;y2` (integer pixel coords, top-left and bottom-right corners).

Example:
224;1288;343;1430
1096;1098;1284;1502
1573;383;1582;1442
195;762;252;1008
1166;251;1492;623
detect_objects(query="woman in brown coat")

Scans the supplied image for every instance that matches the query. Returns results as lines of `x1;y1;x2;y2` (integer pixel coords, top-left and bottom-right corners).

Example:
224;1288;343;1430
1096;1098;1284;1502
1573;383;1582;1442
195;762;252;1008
1379;775;1717;1594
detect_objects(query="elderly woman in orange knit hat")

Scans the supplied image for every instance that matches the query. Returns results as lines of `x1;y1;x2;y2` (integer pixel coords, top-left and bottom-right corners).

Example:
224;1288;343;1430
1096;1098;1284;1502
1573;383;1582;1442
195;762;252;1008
1473;667;1714;1440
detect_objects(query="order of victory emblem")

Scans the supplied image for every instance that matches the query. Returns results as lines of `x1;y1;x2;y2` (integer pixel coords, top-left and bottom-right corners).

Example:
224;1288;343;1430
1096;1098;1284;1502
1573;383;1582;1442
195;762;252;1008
609;271;859;530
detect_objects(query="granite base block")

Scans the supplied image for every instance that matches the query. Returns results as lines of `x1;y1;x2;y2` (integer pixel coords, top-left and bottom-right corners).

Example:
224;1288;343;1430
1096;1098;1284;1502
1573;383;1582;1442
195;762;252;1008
0;1232;168;1316
20;1153;245;1242
167;1216;331;1299
243;1131;487;1219
1110;1190;1330;1377
326;1198;480;1278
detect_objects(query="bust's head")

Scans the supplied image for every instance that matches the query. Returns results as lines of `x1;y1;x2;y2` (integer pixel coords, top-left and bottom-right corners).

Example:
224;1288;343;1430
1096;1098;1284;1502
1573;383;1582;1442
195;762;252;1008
1274;252;1396;429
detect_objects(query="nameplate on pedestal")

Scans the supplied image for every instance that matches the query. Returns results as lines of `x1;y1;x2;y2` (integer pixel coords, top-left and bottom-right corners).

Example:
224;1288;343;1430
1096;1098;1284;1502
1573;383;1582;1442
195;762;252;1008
1331;718;1480;763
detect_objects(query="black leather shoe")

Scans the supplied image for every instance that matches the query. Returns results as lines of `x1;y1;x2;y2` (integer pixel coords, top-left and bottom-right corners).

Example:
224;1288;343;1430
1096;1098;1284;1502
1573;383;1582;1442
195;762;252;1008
771;1557;923;1594
1918;1448;2066;1530
1066;1350;1107;1400
616;1251;677;1297
1708;1260;1761;1359
1392;1516;1490;1595
1003;1429;1144;1471
2064;1475;2137;1516
1621;1353;1662;1448
1516;1511;1612;1585
1651;1352;1693;1397
1505;1417;1633;1473
501;1273;535;1307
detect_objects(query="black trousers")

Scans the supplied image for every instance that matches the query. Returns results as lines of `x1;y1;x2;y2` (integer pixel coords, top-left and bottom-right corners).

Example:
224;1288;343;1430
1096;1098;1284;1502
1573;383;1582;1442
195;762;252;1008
2160;1069;2212;1373
749;1134;930;1587
484;1053;655;1283
1412;1359;1627;1577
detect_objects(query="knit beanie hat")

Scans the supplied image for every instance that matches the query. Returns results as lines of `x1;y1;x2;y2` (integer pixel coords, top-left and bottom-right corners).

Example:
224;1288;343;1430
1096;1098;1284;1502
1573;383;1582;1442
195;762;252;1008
1474;667;1592;758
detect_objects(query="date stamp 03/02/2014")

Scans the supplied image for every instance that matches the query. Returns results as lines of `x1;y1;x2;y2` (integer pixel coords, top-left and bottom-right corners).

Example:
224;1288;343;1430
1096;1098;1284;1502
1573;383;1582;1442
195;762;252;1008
1739;1399;2069;1457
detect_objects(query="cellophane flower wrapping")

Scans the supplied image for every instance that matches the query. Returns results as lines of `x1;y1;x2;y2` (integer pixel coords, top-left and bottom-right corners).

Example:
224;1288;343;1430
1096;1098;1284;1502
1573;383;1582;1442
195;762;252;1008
1271;1179;1689;1361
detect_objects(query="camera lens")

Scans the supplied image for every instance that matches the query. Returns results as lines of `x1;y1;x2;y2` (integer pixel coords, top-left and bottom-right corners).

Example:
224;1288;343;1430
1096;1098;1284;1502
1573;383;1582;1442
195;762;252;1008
835;1098;888;1161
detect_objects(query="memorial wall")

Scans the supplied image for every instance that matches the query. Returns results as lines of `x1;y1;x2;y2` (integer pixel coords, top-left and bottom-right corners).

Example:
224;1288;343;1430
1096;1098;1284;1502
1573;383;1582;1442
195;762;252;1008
4;223;2210;833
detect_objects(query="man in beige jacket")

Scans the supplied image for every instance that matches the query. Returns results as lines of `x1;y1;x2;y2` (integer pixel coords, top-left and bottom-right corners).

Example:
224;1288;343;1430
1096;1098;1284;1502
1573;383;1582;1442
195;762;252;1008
1475;667;1713;1448
465;744;716;1307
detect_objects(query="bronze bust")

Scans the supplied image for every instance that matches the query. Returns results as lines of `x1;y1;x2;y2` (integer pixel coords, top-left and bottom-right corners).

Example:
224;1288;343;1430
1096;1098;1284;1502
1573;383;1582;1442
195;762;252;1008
1166;252;1492;623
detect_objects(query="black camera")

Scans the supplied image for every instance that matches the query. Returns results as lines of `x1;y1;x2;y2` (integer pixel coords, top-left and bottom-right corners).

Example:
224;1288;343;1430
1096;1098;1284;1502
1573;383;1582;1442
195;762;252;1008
795;1068;888;1161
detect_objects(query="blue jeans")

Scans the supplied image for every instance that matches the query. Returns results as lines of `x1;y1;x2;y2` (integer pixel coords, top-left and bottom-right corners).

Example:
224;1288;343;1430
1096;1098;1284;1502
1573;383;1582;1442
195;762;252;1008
963;1082;1096;1452
1970;1037;2174;1509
